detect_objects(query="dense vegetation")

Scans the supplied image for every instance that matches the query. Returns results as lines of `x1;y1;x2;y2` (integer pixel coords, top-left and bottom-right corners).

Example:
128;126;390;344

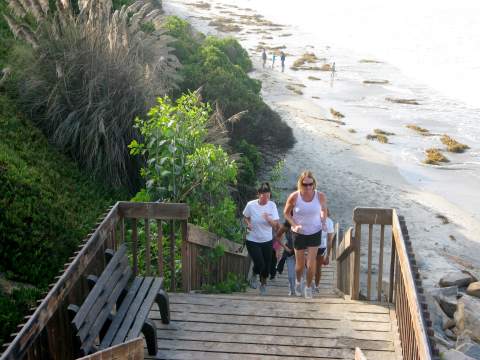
165;16;294;190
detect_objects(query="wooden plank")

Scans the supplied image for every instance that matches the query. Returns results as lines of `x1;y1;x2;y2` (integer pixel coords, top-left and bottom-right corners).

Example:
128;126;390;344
0;203;121;360
127;278;163;340
166;304;391;322
391;210;430;359
352;223;361;300
112;277;154;345
181;221;191;292
367;224;373;300
77;337;144;360
187;224;248;257
378;225;385;302
170;220;176;291
155;329;394;351
145;218;151;276
132;218;138;276
100;278;143;349
150;350;334;360
168;295;390;314
389;232;396;303
157;220;163;277
118;201;190;220
153;319;396;342
353;208;393;225
151;312;393;332
155;339;396;359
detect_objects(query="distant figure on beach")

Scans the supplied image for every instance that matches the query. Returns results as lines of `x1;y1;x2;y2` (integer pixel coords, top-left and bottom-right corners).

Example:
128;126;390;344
262;48;267;68
314;208;334;293
330;61;336;87
284;171;327;299
280;51;286;72
272;53;276;69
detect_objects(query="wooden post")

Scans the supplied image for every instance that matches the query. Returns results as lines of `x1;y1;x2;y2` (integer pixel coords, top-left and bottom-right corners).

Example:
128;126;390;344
157;220;163;277
132;219;138;276
352;223;361;300
378;224;385;301
170;220;176;291
389;231;396;303
119;217;125;247
145;218;151;276
181;221;190;292
367;223;373;300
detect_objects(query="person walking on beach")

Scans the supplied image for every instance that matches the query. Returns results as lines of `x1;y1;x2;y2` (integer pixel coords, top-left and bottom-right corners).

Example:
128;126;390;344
243;182;280;295
275;219;296;295
314;208;334;293
272;53;276;69
284;171;327;298
262;48;267;68
280;51;286;72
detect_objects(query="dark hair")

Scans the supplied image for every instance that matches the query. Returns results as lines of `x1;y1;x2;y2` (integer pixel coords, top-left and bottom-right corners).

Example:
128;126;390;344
257;182;271;193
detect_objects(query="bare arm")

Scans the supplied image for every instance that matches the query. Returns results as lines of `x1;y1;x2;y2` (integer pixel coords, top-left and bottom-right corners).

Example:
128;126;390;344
243;216;252;231
284;192;297;227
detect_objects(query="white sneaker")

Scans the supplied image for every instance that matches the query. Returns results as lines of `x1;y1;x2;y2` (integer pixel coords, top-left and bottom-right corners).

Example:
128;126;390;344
305;286;313;299
259;284;267;295
249;275;258;289
294;281;302;296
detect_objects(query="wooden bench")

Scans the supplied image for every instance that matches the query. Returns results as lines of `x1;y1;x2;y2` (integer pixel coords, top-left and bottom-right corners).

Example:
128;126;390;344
68;244;170;357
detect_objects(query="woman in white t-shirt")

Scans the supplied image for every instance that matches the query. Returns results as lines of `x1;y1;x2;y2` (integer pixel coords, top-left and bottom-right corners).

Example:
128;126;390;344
314;208;335;292
243;182;280;295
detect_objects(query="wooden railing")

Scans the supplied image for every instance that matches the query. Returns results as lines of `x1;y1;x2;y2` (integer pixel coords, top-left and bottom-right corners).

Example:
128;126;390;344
183;224;250;292
0;202;246;360
335;207;437;360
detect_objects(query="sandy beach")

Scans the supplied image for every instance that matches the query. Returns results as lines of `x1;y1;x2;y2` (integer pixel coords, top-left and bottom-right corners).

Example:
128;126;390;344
163;0;480;289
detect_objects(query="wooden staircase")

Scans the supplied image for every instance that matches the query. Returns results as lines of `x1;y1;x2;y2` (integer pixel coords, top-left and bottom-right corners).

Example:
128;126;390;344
148;263;402;360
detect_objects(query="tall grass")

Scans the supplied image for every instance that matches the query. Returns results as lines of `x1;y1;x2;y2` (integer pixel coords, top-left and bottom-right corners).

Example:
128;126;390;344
4;0;179;190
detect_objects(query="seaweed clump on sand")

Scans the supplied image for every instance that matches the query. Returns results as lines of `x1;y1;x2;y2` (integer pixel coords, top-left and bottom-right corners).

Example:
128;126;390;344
424;148;449;165
406;124;430;135
366;134;388;143
330;108;345;119
440;135;469;153
386;97;419;105
209;18;242;32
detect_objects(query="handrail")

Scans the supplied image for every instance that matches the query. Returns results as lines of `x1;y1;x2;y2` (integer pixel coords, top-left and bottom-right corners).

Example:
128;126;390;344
335;207;437;360
1;202;189;360
76;337;144;360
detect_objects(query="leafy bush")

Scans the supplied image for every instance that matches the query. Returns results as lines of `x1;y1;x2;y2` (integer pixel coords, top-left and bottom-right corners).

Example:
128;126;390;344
165;16;294;151
129;93;241;239
201;273;247;294
5;0;179;190
0;95;124;286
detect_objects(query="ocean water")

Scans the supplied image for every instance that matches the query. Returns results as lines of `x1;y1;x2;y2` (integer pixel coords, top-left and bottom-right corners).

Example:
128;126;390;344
165;0;480;220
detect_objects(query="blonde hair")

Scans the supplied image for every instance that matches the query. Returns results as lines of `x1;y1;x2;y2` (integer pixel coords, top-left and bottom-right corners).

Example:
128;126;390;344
296;170;317;192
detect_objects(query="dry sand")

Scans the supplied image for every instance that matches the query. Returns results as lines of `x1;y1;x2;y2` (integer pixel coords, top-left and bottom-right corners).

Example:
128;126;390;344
163;0;480;290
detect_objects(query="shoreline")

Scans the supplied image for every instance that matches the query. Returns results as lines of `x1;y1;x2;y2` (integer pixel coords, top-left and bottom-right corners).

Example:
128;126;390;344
163;0;480;288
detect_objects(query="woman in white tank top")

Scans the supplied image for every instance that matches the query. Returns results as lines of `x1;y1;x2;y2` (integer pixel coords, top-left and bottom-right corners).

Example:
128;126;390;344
284;171;327;299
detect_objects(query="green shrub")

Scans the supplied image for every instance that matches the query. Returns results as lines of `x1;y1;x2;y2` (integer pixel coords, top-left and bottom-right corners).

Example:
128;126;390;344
201;273;247;294
0;95;124;286
235;139;263;185
165;16;294;151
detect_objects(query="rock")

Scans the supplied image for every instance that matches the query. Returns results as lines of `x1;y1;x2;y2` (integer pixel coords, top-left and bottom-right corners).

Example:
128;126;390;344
457;343;480;359
456;330;474;348
443;349;476;360
466;282;480;298
444;318;456;330
456;295;480;342
427;292;453;335
440;271;476;288
433;333;455;349
432;286;459;318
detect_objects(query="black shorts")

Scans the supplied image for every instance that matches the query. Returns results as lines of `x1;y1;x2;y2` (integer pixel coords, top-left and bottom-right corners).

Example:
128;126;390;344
292;230;322;250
